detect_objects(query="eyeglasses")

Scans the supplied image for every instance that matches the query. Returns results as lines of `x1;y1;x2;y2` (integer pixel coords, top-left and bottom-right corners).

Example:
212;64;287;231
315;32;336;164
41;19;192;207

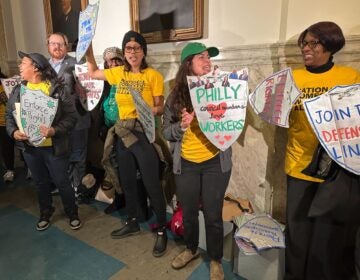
124;46;142;53
48;42;66;48
299;40;321;49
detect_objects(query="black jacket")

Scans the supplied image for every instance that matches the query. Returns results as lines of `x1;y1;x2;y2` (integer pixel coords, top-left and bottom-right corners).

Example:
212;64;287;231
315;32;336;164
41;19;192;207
6;80;76;156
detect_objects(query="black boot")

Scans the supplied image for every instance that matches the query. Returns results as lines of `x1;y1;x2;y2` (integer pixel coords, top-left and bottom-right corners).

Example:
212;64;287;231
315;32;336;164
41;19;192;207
152;226;168;257
104;193;125;214
111;218;140;239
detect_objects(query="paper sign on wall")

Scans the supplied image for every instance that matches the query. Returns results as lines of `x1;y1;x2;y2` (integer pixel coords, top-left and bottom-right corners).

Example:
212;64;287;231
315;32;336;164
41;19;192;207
74;63;104;111
1;75;21;98
76;2;100;63
188;68;248;151
303;84;360;175
249;68;301;128
20;86;58;146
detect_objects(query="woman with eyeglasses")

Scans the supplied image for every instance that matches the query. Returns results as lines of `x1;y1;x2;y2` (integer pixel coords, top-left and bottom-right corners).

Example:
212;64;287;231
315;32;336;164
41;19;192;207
85;31;167;257
285;21;360;280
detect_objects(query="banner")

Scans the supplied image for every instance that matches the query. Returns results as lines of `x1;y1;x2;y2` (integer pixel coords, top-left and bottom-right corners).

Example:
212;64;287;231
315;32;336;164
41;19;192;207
303;84;360;175
1;75;21;98
74;63;104;111
188;68;248;151
20;86;58;146
76;2;100;63
249;68;301;127
127;84;155;143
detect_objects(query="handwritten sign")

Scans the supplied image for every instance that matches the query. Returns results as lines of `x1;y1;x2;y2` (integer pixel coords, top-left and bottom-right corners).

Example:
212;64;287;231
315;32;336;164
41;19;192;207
76;2;100;63
20;86;58;146
188;69;248;151
127;84;155;143
235;214;285;251
303;84;360;175
74;63;104;111
249;68;301;128
1;75;21;98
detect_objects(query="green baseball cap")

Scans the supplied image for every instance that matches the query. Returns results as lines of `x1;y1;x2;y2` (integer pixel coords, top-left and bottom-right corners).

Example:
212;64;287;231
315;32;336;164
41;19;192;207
181;42;219;63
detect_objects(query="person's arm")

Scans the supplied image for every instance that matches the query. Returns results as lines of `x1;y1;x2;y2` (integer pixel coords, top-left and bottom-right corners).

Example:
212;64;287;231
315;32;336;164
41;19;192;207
85;44;107;80
152;96;164;115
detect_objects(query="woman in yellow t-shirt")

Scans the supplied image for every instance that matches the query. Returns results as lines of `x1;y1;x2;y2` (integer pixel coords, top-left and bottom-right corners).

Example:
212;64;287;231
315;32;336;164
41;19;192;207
162;43;232;279
285;22;360;280
86;31;167;257
6;51;79;231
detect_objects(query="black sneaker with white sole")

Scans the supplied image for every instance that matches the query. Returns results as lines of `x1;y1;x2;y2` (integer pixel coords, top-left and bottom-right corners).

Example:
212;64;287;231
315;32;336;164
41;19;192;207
69;215;82;230
36;207;55;231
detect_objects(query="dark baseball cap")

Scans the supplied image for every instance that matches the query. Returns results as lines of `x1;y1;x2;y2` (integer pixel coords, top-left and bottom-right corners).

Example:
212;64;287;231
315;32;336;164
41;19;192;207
18;51;50;71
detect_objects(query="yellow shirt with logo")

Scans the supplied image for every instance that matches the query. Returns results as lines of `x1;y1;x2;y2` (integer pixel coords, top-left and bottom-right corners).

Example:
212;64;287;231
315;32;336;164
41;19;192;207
181;117;219;163
104;66;164;120
26;82;52;147
285;65;360;182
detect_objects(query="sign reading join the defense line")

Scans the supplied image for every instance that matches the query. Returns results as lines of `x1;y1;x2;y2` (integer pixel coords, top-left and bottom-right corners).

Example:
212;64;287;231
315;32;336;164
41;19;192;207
249;68;301;128
1;75;21;98
74;63;104;111
188;69;248;151
76;2;100;63
303;84;360;175
127;84;155;143
20;86;58;146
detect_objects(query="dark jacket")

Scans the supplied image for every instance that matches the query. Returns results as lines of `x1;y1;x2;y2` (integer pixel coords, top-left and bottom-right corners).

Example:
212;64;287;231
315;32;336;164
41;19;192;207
6;80;76;156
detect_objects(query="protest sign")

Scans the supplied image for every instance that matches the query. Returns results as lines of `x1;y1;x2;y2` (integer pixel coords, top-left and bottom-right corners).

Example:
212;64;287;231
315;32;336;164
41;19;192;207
74;63;104;111
76;2;100;63
20;86;58;146
249;68;301;127
1;75;21;98
188;69;248;151
303;84;360;175
235;214;285;252
127;84;155;143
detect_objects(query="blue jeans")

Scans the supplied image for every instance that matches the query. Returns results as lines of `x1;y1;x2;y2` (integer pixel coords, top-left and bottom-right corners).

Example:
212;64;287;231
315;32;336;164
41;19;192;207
23;146;77;217
175;154;231;261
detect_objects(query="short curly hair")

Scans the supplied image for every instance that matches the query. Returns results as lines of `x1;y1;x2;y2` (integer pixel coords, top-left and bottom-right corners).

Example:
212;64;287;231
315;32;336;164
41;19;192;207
298;21;345;54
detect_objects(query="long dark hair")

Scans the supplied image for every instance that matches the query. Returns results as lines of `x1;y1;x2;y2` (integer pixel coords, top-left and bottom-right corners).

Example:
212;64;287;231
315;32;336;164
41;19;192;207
169;55;196;120
34;62;60;85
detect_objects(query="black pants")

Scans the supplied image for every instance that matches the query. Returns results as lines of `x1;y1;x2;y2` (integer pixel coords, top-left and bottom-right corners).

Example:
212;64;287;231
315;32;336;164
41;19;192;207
285;175;358;280
0;126;14;170
115;131;166;226
175;155;231;261
23;146;77;217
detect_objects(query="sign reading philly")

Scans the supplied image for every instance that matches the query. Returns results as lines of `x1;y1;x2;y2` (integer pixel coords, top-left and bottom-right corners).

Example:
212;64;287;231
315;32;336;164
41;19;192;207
249;68;301;128
20;86;58;146
76;2;100;63
188;69;248;151
303;84;360;175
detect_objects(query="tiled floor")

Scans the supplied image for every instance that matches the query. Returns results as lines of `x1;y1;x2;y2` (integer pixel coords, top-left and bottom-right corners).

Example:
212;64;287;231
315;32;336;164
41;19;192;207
0;167;245;280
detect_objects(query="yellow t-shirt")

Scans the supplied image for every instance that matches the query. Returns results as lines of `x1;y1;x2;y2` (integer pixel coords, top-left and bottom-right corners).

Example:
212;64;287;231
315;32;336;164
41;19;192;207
104;66;164;120
0;85;6;126
26;82;52;147
285;65;360;182
181;117;219;163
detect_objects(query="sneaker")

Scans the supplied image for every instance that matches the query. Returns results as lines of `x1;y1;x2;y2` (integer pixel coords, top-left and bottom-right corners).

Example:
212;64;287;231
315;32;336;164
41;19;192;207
111;218;140;239
26;168;32;179
36;207;55;231
69;215;82;230
210;260;224;280
3;170;14;182
152;227;168;257
171;249;199;269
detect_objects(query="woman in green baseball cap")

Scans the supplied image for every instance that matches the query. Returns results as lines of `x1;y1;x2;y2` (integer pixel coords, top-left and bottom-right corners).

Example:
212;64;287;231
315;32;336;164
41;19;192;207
163;42;230;280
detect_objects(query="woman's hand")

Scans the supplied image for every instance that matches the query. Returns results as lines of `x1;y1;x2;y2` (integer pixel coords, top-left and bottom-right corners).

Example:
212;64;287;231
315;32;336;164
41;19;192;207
13;130;29;141
180;108;194;130
39;125;55;138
